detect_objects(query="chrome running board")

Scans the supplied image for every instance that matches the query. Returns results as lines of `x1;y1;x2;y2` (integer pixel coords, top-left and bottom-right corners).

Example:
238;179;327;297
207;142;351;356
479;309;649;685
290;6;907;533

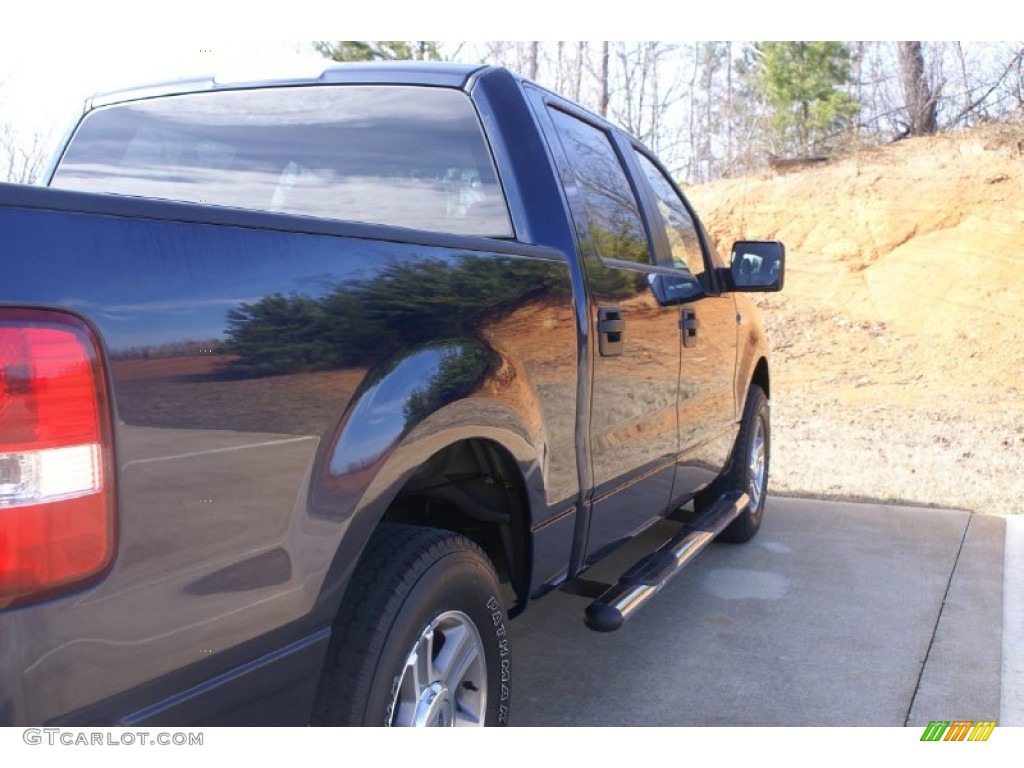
583;492;750;632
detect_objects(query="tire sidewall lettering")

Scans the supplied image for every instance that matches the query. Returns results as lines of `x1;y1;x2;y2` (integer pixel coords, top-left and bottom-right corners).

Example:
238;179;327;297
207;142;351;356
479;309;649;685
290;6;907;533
487;594;511;724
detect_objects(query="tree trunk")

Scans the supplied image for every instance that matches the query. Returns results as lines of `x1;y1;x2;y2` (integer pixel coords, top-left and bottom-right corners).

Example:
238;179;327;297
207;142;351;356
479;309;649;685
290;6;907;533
526;41;539;81
572;42;584;102
598;42;610;118
898;41;938;135
725;41;733;174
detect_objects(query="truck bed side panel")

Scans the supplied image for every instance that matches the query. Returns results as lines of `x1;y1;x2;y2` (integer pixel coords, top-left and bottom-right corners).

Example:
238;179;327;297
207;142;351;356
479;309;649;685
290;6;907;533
0;191;576;724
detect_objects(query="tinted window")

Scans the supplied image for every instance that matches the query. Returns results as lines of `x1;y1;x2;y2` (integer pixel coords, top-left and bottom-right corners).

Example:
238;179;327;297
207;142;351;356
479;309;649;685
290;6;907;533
547;108;651;265
53;85;512;237
633;151;706;276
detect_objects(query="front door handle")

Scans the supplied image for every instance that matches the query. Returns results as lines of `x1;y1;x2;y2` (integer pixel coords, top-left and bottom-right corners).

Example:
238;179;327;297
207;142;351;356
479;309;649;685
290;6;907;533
598;306;624;357
680;308;699;348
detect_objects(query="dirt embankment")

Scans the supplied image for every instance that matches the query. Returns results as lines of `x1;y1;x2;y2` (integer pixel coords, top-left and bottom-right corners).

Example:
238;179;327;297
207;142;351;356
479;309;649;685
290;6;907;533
689;119;1024;515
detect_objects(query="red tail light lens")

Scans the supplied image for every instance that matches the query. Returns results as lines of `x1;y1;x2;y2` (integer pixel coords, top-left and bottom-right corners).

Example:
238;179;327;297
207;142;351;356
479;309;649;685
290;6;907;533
0;310;115;609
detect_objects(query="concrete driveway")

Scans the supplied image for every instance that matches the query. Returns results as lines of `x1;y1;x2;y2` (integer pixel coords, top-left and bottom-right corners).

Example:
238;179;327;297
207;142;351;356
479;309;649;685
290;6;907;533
510;496;1020;726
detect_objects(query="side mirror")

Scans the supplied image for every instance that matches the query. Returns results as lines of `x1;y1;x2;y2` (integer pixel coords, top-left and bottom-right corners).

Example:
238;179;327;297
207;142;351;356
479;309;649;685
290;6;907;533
726;240;785;292
646;271;703;306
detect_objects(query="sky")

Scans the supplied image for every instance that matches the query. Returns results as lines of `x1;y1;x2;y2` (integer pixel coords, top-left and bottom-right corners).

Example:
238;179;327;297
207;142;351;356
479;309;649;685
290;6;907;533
0;2;1011;174
0;42;324;154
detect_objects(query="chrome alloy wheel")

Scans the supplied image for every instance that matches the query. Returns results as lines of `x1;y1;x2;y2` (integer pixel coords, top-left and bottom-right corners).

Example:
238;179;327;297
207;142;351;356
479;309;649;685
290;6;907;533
389;610;487;726
747;414;767;511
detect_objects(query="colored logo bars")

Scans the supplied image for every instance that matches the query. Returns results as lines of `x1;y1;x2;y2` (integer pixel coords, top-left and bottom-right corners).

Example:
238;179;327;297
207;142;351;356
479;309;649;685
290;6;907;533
920;721;997;741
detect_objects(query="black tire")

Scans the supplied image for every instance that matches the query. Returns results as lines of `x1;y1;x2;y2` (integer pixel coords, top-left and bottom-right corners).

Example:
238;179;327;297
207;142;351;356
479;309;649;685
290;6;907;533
716;385;770;544
311;523;510;726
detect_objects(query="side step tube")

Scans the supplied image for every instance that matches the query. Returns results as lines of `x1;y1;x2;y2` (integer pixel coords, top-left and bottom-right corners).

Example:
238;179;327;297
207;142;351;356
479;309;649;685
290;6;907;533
583;492;750;632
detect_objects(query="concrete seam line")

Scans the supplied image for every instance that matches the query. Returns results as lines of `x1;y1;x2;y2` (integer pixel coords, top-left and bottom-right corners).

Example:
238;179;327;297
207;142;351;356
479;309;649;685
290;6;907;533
904;511;971;727
1001;515;1024;726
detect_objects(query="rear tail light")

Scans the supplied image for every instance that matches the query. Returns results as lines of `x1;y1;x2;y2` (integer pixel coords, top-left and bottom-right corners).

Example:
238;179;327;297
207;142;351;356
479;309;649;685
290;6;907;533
0;309;116;609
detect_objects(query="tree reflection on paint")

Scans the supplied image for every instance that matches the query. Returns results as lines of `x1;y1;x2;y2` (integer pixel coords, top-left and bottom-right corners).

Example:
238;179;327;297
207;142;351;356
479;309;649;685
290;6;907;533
222;255;573;377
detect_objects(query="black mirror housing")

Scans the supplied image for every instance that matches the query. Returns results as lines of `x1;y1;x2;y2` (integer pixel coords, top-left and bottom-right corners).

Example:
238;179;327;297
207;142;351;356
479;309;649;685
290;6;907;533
646;270;703;306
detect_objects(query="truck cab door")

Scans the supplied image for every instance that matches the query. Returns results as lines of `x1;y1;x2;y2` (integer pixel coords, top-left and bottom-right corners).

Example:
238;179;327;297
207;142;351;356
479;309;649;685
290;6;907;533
537;102;683;564
629;150;740;505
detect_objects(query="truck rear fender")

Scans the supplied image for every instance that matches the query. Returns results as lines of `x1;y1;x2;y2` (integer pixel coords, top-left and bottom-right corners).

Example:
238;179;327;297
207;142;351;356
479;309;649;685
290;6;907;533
309;338;568;619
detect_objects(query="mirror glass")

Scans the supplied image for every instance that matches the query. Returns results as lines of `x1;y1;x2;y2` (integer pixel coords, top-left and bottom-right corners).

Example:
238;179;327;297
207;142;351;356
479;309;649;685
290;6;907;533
730;241;785;290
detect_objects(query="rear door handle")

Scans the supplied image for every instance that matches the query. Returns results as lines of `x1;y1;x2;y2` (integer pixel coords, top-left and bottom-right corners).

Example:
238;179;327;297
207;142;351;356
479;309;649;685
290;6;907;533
680;308;699;348
597;306;624;357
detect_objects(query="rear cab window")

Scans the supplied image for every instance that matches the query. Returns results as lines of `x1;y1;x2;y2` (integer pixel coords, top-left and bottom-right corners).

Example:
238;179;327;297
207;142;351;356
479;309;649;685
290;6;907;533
51;85;513;238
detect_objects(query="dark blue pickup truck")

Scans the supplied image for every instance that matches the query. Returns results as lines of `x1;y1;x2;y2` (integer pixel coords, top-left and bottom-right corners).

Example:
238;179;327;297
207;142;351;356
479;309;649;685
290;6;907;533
0;61;783;726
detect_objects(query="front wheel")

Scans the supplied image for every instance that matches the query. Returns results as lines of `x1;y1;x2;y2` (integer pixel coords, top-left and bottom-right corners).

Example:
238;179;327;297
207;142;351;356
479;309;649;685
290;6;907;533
717;385;770;543
311;524;510;726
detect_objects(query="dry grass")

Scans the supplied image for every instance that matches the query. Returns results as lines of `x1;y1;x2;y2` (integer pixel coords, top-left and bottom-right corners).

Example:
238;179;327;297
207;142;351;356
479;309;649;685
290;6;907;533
770;379;1024;516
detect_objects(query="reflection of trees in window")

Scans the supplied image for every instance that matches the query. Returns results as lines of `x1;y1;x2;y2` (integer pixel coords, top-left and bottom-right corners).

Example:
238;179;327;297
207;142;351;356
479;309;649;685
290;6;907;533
634;152;704;276
584;214;649;265
548;109;651;267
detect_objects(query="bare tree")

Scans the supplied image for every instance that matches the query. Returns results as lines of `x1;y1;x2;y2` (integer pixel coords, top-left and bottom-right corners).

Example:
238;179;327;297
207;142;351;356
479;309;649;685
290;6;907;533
898;41;940;135
943;42;1024;127
1;122;48;185
456;40;1023;186
525;42;539;81
572;42;585;102
609;42;683;159
691;42;730;183
1;76;50;185
598;42;610;118
724;42;734;171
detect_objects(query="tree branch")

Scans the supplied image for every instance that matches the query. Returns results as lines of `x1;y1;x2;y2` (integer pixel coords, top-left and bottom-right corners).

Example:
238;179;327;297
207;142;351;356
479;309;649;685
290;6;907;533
946;47;1024;127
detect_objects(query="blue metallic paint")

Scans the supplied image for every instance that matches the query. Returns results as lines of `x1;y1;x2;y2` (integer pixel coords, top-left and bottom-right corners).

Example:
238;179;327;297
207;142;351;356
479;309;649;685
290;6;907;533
0;61;774;726
0;190;575;725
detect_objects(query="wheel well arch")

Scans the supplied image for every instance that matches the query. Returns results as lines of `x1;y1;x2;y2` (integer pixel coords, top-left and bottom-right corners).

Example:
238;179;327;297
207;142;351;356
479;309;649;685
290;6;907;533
379;437;533;616
751;356;770;402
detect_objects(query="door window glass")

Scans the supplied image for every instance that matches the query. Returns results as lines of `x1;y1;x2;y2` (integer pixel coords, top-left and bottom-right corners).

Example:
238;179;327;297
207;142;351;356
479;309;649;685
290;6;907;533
633;151;707;277
547;108;651;266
